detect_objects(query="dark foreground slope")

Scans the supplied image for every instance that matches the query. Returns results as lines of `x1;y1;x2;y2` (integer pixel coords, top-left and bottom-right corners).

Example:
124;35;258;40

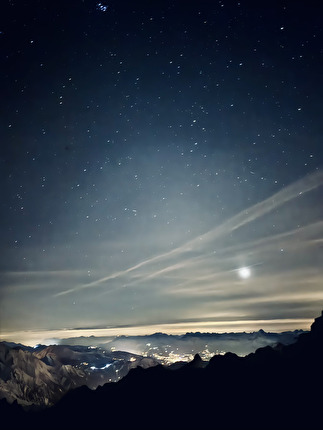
2;312;323;430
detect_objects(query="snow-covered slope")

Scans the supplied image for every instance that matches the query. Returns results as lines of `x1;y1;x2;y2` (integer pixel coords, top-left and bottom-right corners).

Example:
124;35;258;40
0;343;158;407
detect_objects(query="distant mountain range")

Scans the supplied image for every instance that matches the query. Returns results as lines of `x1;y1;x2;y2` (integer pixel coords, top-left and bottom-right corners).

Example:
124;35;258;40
103;329;304;362
2;316;323;429
0;328;302;408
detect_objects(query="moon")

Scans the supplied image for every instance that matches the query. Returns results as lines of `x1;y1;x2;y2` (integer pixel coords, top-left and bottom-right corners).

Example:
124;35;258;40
238;267;251;279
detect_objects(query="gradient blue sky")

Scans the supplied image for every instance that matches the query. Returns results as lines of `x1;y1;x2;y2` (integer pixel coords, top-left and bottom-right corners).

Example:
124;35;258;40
1;1;323;345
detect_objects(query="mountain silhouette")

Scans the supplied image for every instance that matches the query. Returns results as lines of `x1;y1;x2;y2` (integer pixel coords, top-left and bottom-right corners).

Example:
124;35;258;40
1;312;323;429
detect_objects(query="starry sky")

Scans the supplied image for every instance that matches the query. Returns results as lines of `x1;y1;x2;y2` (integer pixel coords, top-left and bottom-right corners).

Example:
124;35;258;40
1;0;323;345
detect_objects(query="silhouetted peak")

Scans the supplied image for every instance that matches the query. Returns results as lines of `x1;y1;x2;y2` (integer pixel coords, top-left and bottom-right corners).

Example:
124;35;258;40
254;345;279;361
224;351;239;361
191;353;203;365
310;310;323;336
273;342;285;352
182;353;203;369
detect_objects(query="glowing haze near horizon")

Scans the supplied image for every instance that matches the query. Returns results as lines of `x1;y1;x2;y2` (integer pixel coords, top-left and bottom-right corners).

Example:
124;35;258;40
1;1;323;346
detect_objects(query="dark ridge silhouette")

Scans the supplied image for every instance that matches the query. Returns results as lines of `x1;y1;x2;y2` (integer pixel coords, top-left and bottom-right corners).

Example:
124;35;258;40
1;312;323;430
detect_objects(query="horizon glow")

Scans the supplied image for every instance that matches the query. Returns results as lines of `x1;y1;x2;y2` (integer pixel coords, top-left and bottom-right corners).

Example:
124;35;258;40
0;317;313;347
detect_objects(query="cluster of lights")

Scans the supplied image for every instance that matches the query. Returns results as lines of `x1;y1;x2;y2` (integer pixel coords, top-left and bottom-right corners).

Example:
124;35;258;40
143;344;226;365
90;363;112;370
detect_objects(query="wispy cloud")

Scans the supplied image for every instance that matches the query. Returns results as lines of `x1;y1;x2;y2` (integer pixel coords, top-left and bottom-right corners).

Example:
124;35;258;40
6;171;320;338
53;169;323;299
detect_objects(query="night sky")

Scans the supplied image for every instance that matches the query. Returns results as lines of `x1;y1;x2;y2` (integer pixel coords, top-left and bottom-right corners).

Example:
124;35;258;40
1;0;323;345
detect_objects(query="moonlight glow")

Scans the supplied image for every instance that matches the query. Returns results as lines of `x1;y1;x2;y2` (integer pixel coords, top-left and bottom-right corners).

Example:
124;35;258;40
1;1;323;344
238;267;251;279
